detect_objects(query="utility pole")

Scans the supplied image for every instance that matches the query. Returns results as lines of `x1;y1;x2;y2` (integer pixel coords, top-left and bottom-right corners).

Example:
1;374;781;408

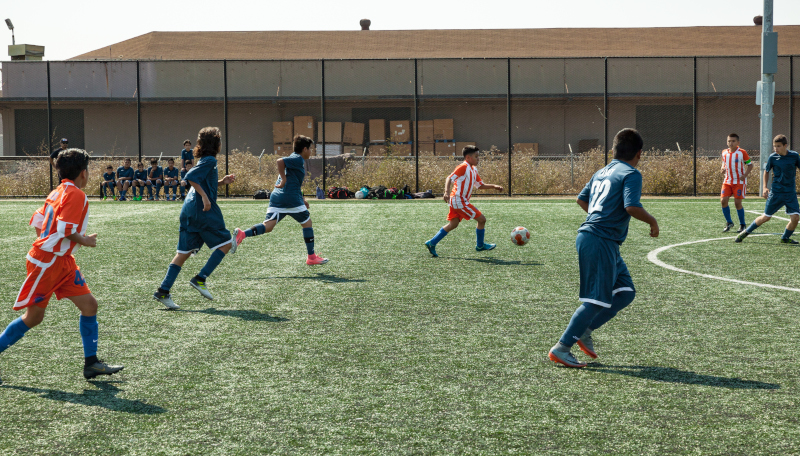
758;0;778;196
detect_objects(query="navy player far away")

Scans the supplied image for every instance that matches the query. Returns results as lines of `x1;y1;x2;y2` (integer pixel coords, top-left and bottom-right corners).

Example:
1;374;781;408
735;134;800;245
548;128;659;368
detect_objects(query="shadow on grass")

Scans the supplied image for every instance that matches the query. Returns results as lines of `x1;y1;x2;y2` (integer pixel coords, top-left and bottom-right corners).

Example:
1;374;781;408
183;308;290;322
1;381;167;414
246;273;366;284
449;257;543;266
587;364;780;389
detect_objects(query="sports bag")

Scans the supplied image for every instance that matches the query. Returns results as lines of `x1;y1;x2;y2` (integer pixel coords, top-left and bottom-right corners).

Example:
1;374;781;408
368;185;387;199
327;187;355;199
254;189;270;200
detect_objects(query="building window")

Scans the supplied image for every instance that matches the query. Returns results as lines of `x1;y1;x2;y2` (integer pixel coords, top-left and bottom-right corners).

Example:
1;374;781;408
635;105;692;151
14;109;85;156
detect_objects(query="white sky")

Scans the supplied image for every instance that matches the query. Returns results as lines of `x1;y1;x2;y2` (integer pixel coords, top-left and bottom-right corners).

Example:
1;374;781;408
3;0;800;61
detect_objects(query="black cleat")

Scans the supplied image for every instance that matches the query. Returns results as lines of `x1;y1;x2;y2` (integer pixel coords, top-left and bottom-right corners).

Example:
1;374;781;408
84;360;125;379
737;224;746;233
780;238;799;245
723;222;735;232
734;231;749;243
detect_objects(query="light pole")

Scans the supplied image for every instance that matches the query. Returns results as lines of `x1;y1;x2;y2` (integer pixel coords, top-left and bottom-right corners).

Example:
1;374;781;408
4;19;13;45
758;1;778;196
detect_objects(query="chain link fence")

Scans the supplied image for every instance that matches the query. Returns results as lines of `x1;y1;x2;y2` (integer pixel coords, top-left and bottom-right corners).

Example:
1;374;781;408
2;57;799;197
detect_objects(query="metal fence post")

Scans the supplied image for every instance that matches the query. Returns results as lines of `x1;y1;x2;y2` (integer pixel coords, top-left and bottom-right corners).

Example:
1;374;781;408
136;60;142;162
791;55;794;144
414;58;419;193
321;59;326;193
693;56;697;196
223;60;229;197
604;57;608;165
507;57;512;196
47;61;53;190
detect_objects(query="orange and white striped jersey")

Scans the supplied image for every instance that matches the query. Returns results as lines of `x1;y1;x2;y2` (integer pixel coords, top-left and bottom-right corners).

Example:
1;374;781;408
722;147;752;185
29;180;89;259
448;161;483;209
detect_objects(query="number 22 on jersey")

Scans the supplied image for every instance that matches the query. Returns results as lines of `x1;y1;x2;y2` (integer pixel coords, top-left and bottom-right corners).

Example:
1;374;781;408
588;180;611;214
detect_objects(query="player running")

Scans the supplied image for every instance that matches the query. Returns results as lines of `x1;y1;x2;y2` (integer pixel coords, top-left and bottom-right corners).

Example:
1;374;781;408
720;133;753;233
152;127;238;310
548;128;659;368
424;145;504;257
0;149;124;383
232;135;328;265
735;134;800;244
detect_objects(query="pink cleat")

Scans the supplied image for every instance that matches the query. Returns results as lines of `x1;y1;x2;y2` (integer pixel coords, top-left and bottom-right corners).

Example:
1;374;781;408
230;228;246;254
306;253;329;265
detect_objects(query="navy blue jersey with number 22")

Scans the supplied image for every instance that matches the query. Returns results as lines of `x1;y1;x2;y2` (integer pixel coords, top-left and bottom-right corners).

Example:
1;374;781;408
577;159;643;244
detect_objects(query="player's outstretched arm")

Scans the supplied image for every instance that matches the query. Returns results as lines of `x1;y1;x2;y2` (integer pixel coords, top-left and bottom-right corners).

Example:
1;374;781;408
218;174;236;185
66;232;98;247
482;183;504;192
626;206;659;237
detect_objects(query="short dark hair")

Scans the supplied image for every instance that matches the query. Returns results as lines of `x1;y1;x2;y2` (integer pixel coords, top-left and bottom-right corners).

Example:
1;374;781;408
124;158;131;163
106;165;113;169
168;158;174;163
137;162;144;167
55;149;90;181
774;134;788;145
462;145;480;157
150;158;158;165
293;134;314;153
612;128;644;161
194;126;222;158
728;133;740;140
184;140;191;146
185;159;193;165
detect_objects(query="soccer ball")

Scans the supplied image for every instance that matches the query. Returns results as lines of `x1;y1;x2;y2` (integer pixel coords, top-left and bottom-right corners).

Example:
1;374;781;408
355;190;366;199
510;226;530;246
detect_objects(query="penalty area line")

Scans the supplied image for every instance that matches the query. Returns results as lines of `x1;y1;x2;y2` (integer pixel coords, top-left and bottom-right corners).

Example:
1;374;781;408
745;210;791;222
647;236;800;293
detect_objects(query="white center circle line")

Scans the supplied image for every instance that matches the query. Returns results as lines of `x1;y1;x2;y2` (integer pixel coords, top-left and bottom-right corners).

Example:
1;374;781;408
647;235;800;293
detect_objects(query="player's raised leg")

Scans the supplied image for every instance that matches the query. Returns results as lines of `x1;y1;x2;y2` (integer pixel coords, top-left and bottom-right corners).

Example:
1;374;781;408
153;251;190;310
426;218;459;258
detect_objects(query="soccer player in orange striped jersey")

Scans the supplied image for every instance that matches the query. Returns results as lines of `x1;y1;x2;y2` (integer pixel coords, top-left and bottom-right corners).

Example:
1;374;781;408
0;149;123;384
425;145;504;257
720;133;753;233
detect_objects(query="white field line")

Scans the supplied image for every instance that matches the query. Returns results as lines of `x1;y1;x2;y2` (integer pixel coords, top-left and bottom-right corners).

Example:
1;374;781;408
647;235;800;293
745;210;791;222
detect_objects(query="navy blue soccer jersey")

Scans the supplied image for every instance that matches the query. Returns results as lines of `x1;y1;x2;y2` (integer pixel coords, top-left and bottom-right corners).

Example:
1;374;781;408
134;169;148;181
117;166;134;181
180;168;188;180
577;159;643;244
148;166;164;180
181;149;193;165
164;167;179;179
765;151;800;194
181;156;224;231
103;172;115;182
269;153;306;209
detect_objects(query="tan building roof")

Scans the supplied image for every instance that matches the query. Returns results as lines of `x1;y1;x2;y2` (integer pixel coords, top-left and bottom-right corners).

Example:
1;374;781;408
71;26;800;61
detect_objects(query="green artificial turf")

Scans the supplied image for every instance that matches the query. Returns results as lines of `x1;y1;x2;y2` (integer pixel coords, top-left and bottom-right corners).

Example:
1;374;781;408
0;198;798;455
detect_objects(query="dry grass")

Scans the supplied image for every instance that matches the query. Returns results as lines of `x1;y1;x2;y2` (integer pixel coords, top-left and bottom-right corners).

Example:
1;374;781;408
1;149;792;197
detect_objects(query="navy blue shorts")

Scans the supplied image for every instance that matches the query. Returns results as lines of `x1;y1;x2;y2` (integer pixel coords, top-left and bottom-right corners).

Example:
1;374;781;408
265;210;311;225
103;181;116;187
764;192;800;217
177;227;232;254
576;231;635;308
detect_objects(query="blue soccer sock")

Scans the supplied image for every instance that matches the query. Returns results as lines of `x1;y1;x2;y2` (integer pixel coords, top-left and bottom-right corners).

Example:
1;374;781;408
746;221;760;233
147;185;153;198
559;302;604;347
782;229;795;240
737;208;746;225
476;228;485;247
180;186;185;197
428;228;448;246
589;289;636;331
244;224;267;237
722;206;733;224
156;184;162;198
79;315;98;359
199;249;226;279
303;227;315;255
159;263;182;292
0;317;31;354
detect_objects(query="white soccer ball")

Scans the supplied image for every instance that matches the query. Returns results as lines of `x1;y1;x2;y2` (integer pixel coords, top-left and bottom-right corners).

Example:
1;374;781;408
355;190;366;199
510;226;530;246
